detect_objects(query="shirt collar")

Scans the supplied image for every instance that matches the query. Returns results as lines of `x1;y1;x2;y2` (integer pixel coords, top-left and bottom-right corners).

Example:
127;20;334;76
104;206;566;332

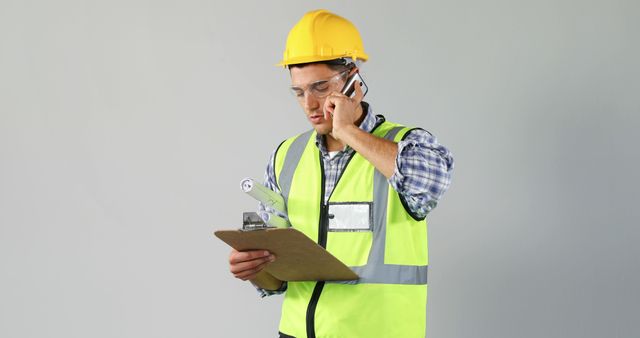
315;101;381;154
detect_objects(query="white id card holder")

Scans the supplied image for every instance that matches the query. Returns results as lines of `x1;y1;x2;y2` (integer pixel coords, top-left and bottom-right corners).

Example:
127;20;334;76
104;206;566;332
327;202;373;232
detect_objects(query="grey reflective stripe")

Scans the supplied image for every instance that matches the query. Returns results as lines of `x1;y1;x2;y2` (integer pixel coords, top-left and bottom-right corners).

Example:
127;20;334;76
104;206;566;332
350;264;428;285
278;130;313;205
383;125;405;142
330;126;429;285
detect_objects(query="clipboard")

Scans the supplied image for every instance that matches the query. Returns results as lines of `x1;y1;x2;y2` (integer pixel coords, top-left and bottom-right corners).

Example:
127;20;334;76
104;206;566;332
215;227;359;282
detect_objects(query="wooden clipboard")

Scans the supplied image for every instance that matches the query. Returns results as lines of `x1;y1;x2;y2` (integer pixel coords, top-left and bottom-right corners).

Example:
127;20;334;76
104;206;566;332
215;228;359;282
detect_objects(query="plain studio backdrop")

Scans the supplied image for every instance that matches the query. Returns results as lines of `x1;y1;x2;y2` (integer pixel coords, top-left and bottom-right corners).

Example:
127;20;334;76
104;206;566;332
1;1;638;337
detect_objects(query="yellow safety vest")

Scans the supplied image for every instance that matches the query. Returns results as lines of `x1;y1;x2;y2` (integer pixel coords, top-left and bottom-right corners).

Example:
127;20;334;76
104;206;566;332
274;119;429;338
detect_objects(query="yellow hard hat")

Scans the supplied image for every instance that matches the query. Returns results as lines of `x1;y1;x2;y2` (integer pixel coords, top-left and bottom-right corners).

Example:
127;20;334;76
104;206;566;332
277;9;369;67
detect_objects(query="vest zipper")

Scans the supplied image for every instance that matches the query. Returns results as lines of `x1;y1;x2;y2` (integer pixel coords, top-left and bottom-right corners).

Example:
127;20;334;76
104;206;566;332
300;119;389;337
304;119;382;337
306;152;327;338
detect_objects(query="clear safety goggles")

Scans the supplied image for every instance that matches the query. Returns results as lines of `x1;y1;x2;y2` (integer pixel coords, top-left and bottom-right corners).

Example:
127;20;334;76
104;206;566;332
289;70;349;100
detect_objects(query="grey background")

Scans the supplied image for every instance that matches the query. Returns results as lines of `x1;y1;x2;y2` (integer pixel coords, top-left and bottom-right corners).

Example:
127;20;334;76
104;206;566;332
1;0;638;337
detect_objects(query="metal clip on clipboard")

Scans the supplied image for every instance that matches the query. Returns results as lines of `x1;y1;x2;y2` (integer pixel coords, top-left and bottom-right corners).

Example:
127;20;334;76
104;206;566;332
241;212;271;231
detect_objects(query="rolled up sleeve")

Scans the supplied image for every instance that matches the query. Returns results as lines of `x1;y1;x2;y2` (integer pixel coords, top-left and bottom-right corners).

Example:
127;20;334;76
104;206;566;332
389;129;454;218
256;281;288;298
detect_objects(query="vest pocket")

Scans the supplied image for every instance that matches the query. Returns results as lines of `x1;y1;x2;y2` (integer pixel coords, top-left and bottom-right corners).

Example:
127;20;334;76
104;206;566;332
324;202;373;267
326;231;372;267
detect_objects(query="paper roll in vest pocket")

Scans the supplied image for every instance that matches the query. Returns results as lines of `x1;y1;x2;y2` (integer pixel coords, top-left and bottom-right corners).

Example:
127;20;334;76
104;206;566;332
327;202;373;232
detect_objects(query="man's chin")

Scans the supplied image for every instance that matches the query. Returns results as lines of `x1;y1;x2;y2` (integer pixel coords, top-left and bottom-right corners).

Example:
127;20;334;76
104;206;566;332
313;126;332;136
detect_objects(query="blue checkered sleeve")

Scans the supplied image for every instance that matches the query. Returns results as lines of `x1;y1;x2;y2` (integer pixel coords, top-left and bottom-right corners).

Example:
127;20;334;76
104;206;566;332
389;129;454;218
255;278;288;298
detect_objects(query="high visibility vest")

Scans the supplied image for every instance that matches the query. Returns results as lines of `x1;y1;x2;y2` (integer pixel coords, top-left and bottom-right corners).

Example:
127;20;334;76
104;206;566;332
273;119;429;338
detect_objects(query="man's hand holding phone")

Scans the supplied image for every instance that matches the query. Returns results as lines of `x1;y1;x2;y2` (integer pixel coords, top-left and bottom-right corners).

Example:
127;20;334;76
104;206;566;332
323;72;368;142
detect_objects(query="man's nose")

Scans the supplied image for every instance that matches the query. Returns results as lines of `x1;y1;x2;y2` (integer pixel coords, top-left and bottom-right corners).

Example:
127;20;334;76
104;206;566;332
303;92;319;111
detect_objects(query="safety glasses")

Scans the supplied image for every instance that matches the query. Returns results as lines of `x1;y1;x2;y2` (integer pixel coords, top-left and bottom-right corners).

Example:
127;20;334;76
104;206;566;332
289;70;349;100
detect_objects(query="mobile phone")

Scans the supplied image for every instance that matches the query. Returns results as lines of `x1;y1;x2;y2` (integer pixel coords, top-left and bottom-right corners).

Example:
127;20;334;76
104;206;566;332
341;71;368;98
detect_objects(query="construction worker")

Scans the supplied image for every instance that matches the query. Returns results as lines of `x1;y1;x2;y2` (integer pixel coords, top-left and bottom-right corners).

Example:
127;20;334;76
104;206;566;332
228;9;454;338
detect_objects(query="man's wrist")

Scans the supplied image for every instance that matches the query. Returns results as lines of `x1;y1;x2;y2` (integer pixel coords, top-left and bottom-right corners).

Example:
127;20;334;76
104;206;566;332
333;123;360;145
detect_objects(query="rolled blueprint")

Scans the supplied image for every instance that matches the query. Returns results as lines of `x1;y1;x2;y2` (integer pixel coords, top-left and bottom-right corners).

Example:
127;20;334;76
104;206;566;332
264;212;291;229
240;177;286;214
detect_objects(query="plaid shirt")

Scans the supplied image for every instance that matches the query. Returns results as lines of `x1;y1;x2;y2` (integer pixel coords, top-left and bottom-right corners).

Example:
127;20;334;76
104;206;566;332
256;102;454;297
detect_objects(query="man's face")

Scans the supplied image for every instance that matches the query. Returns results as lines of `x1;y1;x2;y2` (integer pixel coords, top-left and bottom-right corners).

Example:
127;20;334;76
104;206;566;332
289;64;348;135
